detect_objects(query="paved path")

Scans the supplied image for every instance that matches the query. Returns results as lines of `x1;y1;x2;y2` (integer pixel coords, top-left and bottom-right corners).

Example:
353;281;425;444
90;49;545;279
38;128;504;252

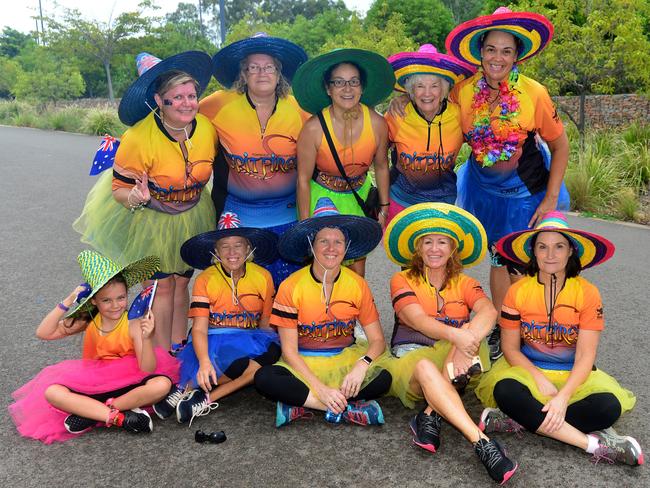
0;126;648;487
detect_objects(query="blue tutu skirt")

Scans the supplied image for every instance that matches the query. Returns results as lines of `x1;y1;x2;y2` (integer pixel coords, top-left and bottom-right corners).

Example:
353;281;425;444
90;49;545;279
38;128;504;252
456;141;570;245
177;328;280;388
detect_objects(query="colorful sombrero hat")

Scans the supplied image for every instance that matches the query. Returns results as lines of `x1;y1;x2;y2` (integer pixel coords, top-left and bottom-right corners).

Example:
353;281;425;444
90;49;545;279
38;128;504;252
496;211;615;269
384;203;487;268
445;7;554;66
68;250;160;318
118;51;213;126
180;212;279;270
212;32;308;88
279;197;383;263
292;48;395;114
388;44;476;92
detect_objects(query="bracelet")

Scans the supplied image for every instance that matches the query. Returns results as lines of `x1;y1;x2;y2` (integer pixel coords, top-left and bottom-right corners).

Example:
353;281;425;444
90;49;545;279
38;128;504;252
57;302;70;312
379;202;390;207
358;355;373;365
127;189;148;213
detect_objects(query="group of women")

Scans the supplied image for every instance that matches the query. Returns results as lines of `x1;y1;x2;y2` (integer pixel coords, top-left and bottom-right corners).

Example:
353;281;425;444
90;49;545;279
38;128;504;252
8;6;643;485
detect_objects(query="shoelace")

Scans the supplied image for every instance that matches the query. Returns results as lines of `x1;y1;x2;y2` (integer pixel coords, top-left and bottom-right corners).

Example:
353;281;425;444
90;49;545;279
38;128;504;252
476;440;505;470
590;446;615;465
494;417;524;437
165;386;188;408
343;409;368;426
290;407;314;422
188;399;219;428
420;414;442;437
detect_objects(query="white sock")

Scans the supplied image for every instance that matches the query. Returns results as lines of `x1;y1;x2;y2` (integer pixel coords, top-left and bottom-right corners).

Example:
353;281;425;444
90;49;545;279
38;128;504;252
585;434;600;453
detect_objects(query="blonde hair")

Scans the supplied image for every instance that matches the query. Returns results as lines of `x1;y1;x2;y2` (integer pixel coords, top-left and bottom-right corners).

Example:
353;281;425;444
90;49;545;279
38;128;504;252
155;70;200;97
406;235;463;284
232;55;290;98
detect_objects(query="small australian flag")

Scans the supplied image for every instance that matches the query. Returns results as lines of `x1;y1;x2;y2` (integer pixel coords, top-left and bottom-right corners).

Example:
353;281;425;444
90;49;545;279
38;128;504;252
128;281;157;319
90;135;120;176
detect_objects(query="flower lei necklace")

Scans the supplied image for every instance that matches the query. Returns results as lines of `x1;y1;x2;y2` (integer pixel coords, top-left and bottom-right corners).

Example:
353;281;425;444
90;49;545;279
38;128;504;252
468;65;520;168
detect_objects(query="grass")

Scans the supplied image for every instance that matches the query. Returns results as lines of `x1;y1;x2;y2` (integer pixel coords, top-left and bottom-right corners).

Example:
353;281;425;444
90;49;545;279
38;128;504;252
81;108;126;136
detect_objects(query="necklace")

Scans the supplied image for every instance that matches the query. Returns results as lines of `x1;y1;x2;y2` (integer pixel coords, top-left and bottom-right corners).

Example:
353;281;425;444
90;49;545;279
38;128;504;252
92;316;120;335
467;66;521;168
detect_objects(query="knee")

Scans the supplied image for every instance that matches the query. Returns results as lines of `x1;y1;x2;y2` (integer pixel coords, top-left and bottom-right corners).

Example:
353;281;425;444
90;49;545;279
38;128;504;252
223;357;250;380
414;359;442;384
146;376;173;397
253;365;272;390
493;378;522;408
155;277;175;296
173;275;190;293
594;393;622;427
44;384;68;404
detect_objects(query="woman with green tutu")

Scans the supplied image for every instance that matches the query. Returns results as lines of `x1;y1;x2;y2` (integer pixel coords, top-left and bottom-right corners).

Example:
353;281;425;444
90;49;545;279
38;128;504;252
475;211;643;466
384;202;518;485
74;51;216;350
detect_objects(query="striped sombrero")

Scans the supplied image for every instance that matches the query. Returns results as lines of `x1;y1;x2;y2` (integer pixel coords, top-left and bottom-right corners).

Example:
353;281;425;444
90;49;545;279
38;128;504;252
388;44;476;92
496;211;615;269
384;203;487;268
68;250;160;318
445;7;553;66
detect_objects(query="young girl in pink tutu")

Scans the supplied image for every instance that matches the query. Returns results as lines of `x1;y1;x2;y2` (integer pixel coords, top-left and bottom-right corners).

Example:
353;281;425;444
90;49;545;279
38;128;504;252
9;250;179;444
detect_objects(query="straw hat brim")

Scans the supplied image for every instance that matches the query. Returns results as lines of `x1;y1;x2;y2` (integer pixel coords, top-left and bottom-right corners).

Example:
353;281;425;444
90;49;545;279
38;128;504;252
388;51;476;92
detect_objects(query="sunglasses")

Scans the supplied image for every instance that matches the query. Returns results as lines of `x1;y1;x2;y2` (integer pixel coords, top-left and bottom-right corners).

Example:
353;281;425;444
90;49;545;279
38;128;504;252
450;361;483;390
195;429;227;444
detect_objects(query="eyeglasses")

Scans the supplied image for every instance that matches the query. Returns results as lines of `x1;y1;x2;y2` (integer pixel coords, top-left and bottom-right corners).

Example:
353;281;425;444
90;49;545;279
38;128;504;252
246;64;277;74
195;429;227;444
451;361;483;391
328;78;362;88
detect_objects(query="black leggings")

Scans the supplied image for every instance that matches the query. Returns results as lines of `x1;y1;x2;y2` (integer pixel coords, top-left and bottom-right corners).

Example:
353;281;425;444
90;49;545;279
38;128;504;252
254;365;392;407
222;343;282;380
493;378;622;433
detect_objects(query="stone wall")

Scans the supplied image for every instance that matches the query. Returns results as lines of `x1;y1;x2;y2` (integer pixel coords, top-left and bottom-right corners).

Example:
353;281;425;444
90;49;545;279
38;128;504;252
552;94;650;129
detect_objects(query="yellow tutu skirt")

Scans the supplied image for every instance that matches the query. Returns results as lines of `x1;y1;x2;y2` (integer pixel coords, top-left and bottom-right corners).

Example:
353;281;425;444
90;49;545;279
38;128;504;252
475;357;636;413
387;339;490;409
73;170;216;274
275;342;391;391
309;175;371;218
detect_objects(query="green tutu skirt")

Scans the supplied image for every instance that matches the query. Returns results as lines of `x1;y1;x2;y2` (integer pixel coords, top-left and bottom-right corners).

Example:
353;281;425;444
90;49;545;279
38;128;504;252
475;356;636;414
276;342;391;391
73;170;216;275
387;339;490;409
309;175;371;217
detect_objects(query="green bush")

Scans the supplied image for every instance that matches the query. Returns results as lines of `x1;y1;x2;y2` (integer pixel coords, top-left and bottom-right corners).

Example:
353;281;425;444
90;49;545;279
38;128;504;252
81;108;125;137
45;107;85;132
0;100;33;124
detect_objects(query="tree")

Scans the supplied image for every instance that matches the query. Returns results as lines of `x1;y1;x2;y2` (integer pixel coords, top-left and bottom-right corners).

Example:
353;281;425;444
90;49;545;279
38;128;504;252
441;0;485;24
0;27;35;58
517;0;650;147
365;0;455;49
0;56;23;98
47;6;151;101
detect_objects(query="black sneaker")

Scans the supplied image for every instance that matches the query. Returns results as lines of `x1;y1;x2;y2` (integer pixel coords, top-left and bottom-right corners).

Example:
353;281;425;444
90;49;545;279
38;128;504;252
176;389;219;426
474;438;518;484
152;385;184;420
487;327;503;361
121;408;153;434
64;414;97;434
409;410;442;453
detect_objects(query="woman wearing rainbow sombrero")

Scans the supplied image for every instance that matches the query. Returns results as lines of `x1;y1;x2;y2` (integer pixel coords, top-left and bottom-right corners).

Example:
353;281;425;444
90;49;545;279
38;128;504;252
445;7;571;358
475;212;642;466
384;44;475;224
384;203;517;485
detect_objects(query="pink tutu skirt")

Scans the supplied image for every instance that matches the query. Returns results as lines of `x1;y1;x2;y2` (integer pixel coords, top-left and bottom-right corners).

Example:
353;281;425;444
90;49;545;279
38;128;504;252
9;348;179;444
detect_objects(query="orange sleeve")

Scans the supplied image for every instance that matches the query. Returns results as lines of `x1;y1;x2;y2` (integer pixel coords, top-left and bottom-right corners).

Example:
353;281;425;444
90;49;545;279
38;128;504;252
198;90;223;122
270;279;298;329
261;270;275;321
390;272;418;314
461;275;488;310
111;128;149;190
357;276;380;326
533;83;564;142
578;282;605;331
499;284;521;329
188;273;210;318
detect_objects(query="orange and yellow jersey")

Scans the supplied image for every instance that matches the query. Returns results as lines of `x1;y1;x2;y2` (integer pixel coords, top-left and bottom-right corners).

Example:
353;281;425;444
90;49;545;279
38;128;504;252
112;112;216;213
385;101;464;204
271;265;379;351
188;262;274;329
451;72;563;193
313;104;378;192
82;312;135;360
199;91;309;226
500;275;604;367
391;271;487;347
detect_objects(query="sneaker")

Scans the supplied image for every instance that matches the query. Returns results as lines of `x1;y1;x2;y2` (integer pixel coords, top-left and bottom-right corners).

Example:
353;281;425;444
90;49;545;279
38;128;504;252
341;400;385;426
275;402;312;428
152;384;184;420
64;414;97;434
176;389;219;426
121;408;153;434
410;410;442;453
487;328;503;361
474;438;518;484
479;408;524;435
591;428;644;466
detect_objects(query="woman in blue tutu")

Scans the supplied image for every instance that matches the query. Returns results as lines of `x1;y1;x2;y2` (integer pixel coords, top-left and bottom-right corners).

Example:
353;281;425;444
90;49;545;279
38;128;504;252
155;213;281;425
73;51;217;350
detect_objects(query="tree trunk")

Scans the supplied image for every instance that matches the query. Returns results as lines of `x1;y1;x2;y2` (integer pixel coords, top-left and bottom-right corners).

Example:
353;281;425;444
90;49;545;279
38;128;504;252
104;61;114;102
579;92;586;152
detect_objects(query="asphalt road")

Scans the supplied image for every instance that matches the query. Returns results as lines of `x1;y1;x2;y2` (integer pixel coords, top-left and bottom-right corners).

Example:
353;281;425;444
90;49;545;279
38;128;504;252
0;125;648;487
